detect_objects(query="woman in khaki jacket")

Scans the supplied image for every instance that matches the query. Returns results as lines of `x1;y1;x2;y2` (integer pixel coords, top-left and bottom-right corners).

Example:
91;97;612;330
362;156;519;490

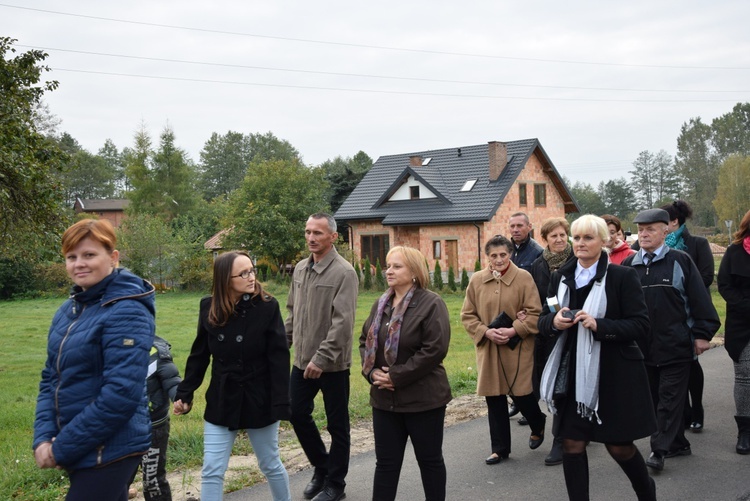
461;234;546;465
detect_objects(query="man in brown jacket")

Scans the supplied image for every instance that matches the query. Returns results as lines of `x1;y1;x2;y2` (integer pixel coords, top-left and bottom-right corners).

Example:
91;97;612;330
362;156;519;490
286;213;358;501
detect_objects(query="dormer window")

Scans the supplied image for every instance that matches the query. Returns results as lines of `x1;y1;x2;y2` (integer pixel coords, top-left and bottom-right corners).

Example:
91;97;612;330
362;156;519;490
410;186;420;199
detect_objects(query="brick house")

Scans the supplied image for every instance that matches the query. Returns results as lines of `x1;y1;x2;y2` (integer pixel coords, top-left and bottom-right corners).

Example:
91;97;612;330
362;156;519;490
73;198;129;228
334;139;579;273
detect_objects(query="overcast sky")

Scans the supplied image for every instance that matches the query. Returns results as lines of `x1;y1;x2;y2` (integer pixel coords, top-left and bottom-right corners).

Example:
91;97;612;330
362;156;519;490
4;0;749;185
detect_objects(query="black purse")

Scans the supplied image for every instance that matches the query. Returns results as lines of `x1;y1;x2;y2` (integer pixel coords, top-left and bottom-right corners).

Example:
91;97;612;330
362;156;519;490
487;311;521;350
553;350;570;399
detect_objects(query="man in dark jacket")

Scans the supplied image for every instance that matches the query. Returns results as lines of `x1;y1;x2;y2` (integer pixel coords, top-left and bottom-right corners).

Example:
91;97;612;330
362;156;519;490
509;212;543;273
622;208;720;472
508;212;544;424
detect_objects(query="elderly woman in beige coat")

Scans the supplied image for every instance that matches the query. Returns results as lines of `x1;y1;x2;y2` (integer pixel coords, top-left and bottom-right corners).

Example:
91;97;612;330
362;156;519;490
461;234;546;465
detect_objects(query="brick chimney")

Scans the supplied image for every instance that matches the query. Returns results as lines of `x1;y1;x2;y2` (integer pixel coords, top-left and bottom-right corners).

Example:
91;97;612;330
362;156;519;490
409;155;423;167
488;141;507;181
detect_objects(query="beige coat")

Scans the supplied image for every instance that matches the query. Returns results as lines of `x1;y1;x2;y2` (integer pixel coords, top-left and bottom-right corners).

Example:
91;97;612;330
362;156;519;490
461;263;541;396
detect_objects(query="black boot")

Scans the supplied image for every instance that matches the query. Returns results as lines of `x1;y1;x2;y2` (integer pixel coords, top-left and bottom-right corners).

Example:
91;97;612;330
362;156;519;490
614;450;657;501
562;451;589;501
735;416;750;455
545;435;564;466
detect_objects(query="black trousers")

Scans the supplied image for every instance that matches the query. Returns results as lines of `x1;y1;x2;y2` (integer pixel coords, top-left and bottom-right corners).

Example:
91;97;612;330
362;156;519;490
289;366;350;488
684;359;705;425
138;420;172;501
372;406;447;501
646;362;691;455
67;455;141;501
486;393;546;457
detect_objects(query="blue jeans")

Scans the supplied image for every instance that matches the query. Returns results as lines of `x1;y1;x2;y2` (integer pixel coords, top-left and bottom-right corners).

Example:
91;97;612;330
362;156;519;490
202;421;290;501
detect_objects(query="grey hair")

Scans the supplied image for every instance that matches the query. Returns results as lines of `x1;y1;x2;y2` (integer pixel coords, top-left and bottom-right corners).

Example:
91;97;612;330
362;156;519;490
309;212;337;233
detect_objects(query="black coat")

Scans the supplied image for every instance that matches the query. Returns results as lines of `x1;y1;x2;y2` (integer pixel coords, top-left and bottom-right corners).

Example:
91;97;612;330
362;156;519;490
622;248;720;366
530;250;576;305
538;252;656;443
718;243;750;362
176;294;291;430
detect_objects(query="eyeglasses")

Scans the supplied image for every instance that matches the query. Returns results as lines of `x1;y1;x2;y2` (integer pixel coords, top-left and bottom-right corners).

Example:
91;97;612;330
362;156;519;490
231;269;256;279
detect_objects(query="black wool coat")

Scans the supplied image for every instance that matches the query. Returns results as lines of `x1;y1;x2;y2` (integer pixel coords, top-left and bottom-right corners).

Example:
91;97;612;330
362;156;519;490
718;243;750;362
176;294;291;430
538;252;656;443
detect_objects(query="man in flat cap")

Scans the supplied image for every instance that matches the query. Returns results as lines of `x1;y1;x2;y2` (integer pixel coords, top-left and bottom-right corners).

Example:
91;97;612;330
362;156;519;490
622;208;720;471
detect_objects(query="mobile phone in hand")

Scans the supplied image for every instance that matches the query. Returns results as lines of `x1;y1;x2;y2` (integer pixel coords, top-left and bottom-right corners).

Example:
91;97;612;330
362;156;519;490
562;309;580;320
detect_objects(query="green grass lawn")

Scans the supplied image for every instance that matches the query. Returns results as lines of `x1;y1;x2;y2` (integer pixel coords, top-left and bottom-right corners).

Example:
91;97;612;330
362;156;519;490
0;288;474;500
0;287;726;500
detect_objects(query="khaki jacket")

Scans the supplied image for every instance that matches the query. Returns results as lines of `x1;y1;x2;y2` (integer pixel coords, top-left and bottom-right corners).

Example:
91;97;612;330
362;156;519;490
285;247;359;372
461;263;541;396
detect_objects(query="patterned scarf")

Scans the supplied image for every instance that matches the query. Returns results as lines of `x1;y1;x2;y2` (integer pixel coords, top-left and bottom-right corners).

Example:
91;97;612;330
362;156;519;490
362;285;416;376
543;244;573;272
743;236;750;255
666;224;688;251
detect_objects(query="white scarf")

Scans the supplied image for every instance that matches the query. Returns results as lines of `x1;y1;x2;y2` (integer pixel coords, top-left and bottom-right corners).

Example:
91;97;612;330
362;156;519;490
540;266;608;424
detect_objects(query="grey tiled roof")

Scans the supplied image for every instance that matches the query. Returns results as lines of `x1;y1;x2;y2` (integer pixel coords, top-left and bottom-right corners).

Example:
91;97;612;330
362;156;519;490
335;139;568;225
75;198;130;211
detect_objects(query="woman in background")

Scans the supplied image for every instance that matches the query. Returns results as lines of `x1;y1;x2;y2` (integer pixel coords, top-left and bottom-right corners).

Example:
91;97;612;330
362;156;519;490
659;200;714;434
718;209;750;455
360;245;451;501
34;219;155;501
530;217;575;466
174;251;291;501
601;214;635;265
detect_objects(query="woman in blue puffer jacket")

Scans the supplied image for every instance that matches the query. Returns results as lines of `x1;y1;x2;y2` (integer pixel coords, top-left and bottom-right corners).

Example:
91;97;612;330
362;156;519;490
33;218;156;501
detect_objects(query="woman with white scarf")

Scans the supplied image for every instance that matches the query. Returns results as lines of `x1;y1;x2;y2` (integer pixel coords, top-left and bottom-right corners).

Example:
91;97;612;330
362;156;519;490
538;215;656;501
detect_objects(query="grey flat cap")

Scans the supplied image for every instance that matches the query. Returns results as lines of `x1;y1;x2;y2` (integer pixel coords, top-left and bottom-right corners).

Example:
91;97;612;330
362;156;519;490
633;208;670;224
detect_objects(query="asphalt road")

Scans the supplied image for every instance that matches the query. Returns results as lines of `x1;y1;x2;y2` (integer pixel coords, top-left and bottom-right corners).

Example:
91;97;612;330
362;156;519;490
227;346;750;500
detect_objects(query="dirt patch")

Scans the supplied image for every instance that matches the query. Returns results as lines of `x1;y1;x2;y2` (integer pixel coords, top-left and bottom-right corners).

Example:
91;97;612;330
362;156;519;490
130;394;488;500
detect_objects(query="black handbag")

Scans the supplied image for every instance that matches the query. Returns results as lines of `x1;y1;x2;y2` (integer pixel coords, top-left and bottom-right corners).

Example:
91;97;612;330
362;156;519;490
553;350;570;399
487;311;521;350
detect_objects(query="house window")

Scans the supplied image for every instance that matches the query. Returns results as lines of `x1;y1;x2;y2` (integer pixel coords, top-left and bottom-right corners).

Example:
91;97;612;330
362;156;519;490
433;240;442;259
410;186;420;199
361;234;389;267
519;183;527;206
534;184;546;206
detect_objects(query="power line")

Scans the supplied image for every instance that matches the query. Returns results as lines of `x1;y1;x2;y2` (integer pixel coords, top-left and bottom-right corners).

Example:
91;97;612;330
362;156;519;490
49;67;746;103
5;3;750;71
22;45;748;94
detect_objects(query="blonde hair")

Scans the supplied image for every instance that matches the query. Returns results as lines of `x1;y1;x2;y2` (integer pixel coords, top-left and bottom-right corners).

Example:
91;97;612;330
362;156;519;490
570;214;609;242
387;246;429;289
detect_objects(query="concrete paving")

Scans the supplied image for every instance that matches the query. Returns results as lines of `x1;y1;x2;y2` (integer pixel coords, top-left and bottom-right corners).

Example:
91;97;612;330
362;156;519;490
227;346;750;500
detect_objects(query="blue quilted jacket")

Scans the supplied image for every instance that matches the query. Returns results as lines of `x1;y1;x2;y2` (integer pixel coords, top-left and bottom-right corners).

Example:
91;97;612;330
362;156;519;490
33;268;156;471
